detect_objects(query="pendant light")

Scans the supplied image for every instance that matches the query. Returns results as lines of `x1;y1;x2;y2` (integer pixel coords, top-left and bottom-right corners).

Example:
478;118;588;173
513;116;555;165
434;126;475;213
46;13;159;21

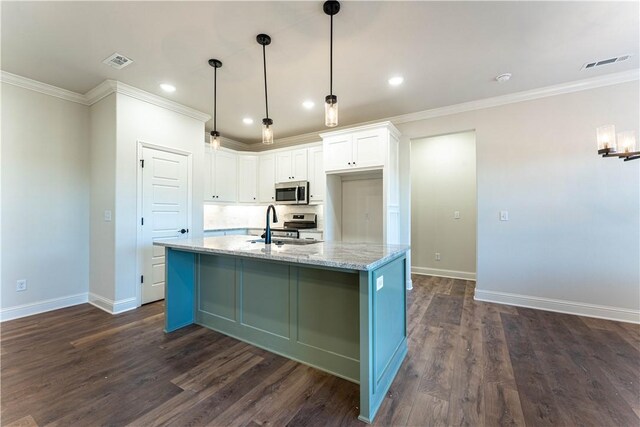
208;58;222;150
324;0;340;128
257;34;274;145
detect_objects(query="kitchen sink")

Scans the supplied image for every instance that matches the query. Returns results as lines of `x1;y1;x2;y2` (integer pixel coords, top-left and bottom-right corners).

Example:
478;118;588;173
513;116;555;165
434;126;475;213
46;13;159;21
247;238;321;246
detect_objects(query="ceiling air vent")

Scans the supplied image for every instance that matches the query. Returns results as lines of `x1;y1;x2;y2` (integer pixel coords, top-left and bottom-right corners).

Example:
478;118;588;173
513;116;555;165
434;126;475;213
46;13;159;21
582;54;631;70
102;53;133;69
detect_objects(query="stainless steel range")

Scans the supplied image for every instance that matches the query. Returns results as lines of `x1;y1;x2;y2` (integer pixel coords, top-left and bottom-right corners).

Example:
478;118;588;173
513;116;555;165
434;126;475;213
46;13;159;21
265;213;317;239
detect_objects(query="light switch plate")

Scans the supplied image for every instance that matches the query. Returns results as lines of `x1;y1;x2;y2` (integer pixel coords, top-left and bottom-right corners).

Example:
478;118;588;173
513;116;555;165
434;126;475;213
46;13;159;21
376;276;384;291
104;210;112;222
16;279;27;292
500;211;509;221
454;211;460;219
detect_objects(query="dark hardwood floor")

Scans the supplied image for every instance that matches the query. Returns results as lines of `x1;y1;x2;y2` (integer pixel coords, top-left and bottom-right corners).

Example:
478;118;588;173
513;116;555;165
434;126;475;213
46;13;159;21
1;275;638;426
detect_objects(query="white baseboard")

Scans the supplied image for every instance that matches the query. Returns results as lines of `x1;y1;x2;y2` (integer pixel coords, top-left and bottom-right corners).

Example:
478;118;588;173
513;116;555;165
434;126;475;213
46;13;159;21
89;293;138;315
0;293;88;322
474;289;640;324
406;279;413;290
412;266;476;281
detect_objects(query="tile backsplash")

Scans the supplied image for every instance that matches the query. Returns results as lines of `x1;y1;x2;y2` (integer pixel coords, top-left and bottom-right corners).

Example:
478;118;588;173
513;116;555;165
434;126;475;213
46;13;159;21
204;204;324;231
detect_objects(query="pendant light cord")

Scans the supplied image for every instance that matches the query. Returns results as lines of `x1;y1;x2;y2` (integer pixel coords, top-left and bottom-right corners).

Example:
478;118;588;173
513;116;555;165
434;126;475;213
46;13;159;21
263;44;269;119
213;66;217;132
330;14;333;97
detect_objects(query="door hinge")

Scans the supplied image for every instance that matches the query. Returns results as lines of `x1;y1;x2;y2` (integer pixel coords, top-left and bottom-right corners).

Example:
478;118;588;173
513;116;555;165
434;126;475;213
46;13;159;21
141;217;144;226
140;159;145;168
141;275;144;284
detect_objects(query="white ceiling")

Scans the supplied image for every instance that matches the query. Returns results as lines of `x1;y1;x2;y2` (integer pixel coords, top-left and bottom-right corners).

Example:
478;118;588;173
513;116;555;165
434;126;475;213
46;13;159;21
2;1;638;144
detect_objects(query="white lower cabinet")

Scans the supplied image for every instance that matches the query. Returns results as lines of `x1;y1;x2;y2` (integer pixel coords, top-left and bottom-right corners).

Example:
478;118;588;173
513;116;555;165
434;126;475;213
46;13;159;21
299;231;323;241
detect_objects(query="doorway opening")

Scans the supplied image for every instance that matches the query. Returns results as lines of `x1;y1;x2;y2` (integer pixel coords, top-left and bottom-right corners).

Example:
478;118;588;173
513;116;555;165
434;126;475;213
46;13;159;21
410;130;477;280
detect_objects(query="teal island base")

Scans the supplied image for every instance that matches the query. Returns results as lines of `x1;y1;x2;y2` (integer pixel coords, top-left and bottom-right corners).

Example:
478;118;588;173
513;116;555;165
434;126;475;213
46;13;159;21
164;248;407;423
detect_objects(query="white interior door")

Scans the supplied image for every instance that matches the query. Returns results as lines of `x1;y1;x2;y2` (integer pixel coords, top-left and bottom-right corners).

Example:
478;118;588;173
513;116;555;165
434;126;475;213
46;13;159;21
141;146;190;304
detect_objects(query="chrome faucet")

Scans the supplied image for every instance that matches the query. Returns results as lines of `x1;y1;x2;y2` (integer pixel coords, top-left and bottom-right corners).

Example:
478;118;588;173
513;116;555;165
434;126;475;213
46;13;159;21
265;205;278;244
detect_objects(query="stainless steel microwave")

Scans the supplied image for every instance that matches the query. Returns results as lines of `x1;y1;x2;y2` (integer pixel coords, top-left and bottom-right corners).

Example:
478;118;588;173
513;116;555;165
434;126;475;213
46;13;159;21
275;181;309;205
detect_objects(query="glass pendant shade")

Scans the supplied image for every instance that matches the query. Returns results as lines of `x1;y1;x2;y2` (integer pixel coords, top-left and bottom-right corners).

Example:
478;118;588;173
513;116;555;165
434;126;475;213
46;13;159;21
210;131;221;150
596;125;617;152
617;131;637;154
262;118;274;145
325;95;338;127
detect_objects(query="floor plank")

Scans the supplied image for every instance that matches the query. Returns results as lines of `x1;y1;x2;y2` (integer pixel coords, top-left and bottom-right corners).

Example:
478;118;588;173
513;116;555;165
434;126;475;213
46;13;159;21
1;276;638;427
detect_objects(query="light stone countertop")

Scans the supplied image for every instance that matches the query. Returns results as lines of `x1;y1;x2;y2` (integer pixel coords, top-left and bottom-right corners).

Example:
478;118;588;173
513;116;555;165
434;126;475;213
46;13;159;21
155;235;408;271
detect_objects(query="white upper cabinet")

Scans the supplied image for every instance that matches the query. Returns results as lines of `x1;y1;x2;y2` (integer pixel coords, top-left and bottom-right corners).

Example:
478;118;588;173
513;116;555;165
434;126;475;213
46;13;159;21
205;149;238;203
258;153;276;203
238;155;258;203
322;127;386;172
307;146;324;203
276;148;308;182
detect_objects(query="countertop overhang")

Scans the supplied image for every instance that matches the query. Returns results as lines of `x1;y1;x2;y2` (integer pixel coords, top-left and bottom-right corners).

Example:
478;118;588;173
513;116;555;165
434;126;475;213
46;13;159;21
154;235;409;271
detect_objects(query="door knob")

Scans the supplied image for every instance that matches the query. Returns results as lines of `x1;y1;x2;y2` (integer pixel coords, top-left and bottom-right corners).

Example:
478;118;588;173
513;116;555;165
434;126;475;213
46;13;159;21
180;228;189;234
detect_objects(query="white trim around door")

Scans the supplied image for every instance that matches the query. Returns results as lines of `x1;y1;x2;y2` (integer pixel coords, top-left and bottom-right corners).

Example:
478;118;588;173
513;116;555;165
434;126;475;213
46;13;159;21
136;140;193;308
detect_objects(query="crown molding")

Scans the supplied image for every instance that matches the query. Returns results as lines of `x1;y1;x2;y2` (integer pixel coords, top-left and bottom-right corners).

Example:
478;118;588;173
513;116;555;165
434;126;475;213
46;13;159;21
0;71;88;105
1;71;211;122
319;121;401;139
387;68;640;125
84;80;117;105
112;81;211;122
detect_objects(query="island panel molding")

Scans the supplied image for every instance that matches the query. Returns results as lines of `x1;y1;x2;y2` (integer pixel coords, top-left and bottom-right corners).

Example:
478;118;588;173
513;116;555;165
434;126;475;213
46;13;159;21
159;236;409;423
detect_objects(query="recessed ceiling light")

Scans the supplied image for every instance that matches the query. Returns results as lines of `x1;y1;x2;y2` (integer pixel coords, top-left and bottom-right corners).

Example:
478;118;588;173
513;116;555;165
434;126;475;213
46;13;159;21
495;73;512;83
388;76;404;86
242;117;254;125
160;83;176;93
302;100;315;109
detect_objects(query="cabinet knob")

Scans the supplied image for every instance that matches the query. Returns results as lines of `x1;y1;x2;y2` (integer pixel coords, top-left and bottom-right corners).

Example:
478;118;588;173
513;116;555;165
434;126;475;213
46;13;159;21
353;162;356;165
348;162;351;165
253;197;256;200
310;195;313;198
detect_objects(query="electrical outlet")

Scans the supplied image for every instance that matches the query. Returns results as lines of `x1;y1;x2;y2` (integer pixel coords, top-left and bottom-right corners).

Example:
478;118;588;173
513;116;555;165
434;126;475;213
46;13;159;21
500;210;509;221
104;210;112;222
435;252;441;261
16;279;27;292
376;276;384;291
454;211;460;219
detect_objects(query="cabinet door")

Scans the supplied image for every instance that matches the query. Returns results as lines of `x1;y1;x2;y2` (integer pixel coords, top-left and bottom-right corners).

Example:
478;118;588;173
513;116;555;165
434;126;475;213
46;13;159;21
323;134;352;171
214;150;237;202
203;150;215;201
258;154;276;203
352;129;385;169
238;155;258;203
275;151;293;183
290;148;308;181
307;146;324;203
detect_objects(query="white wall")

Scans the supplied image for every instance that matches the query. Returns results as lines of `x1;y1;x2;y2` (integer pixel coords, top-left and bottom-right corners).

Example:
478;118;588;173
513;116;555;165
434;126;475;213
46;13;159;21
1;83;90;319
114;93;205;305
89;93;117;303
398;81;639;322
411;131;477;279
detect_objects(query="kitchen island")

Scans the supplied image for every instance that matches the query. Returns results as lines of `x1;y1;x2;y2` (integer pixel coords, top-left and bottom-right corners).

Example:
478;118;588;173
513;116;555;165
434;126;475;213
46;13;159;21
155;235;409;423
